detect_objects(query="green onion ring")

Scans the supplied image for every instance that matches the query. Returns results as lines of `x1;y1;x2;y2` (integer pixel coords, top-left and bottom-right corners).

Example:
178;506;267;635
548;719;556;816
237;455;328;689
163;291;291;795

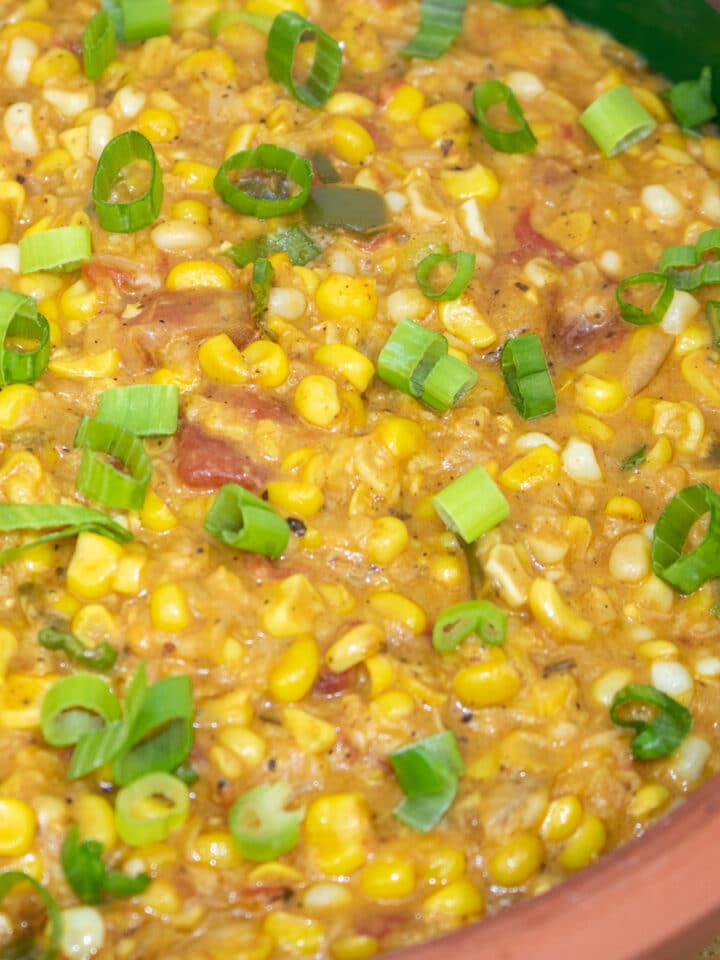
610;683;692;760
652;484;720;593
74;417;153;511
416;250;476;301
229;782;305;861
214;144;312;218
115;772;190;846
93;131;163;233
266;10;342;108
501;333;556;419
580;84;657;156
433;464;510;543
41;673;121;747
0;288;50;386
616;272;674;325
472;79;538;154
204;483;290;559
401;0;468;60
432;599;507;652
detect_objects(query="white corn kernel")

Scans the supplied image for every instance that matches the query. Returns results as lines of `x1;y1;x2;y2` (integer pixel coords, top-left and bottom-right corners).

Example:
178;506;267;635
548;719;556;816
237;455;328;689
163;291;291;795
667;735;711;787
386;288;429;323
641;185;683;223
0;245;20;273
151;219;213;253
268;286;307;320
608;534;651;584
598;250;622;276
4;102;39;156
459;198;494;247
505;71;544;100
699;182;720;222
327;250;356;275
384;190;407;212
114;85;147;118
651;661;693;700
88;113;113;159
60;906;105;960
515;432;560;452
561;437;602;482
660;290;701;335
43;86;94;118
5;37;38;87
695;656;720;678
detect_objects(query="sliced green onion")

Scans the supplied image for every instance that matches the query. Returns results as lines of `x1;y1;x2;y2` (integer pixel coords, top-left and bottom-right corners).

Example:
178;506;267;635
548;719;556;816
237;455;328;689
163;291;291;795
120;0;170;41
0;871;62;960
204;483;290;559
303;185;390;234
209;10;273;35
616;272;674;325
390;731;464;831
652;484;720;594
377;318;447;398
610;683;692;760
112;675;194;786
74;417;153;511
0;502;131;566
580;85;657;156
229;782;305;861
707;301;720;352
93;131;163;233
173;762;199;785
665;66;717;130
501;333;556;419
226;225;320;268
41;674;121;748
0;288;50;386
251;257;274;318
401;0;467;60
101;0;124;36
416;250;475;301
433;464;510;543
620;445;648;471
432;600;507;653
0;505;130;565
214;144;312;219
116;772;189;846
39;626;117;671
83;10;116;81
19;225;91;274
420;354;478;412
266;10;342;109
310;151;341;184
472;79;537;154
61;824;150;904
96;384;179;436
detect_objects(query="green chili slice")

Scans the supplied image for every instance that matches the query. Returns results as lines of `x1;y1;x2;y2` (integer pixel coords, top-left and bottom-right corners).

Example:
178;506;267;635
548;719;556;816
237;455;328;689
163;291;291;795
93;131;163;233
610;683;692;760
303;185;390;234
472;79;538;153
229;782;305;861
433;600;507;653
266;10;342;108
652;484;720;593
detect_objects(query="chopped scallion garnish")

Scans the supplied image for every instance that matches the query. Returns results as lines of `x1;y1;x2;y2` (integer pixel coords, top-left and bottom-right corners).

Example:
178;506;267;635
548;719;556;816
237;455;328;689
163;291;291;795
41;673;121;748
61;824;150;904
616;272;674;325
473;79;537;153
433;600;507;653
266;10;342;108
610;683;692;760
204;483;290;559
664;66;717;129
83;10;116;80
214;144;313;218
209;9;272;35
376;318;447;398
0;872;62;960
19;225;91;274
116;772;189;845
0;503;132;566
229;782;305;861
400;0;468;60
433;465;510;543
651;484;720;593
420;354;478;412
74;417;153;511
416;250;475;301
39;626;118;671
390;731;465;831
93;131;163;232
251;256;274;318
120;0;170;42
501;333;556;419
226;225;320;268
580;84;657;156
620;445;648;471
96;384;179;437
0;289;50;386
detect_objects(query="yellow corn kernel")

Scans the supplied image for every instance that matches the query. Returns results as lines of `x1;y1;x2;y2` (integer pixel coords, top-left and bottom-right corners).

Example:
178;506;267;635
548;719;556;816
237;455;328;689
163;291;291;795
528;578;593;644
261;574;323;637
0;210;11;244
326;623;383;673
441;164;500;202
0;451;41;504
466;746;501;781
137;879;182;915
630;783;670;820
315;274;377;323
71;604;117;646
249;863;303;885
438;298;497;349
263;912;324;956
365;654;396;697
75;794;116;849
369;591;426;635
331;935;379;960
305;794;369;876
59;279;99;326
499;445;560;492
646;435;672;465
419;844;466;884
136;108;179;142
294;375;340;427
0;385;37;429
398;673;446;709
638;640;678;660
188;830;242;868
1;17;53;41
331;117;375;165
198;333;249;384
266;481;323;518
177;48;236;82
241;340;289;388
268;635;320;702
652;399;704;455
701;136;720;173
67;532;124;600
0;674;57;729
141;490;177;532
575;373;626;413
172;160;217;191
488;833;544;887
111;551;146;595
360;858;416;901
454;652;521;709
370;689;415;726
166;260;232;291
313;344;374;392
171;200;209;224
630;86;671;122
374;417;426;460
364;517;409;565
200;688;253;728
150;582;191;632
605;496;644;522
0;180;26;220
385;84;425;124
48;349;120;379
0;797;36;856
558;814;606;872
0;628;17;676
422;879;484;921
283;705;336;753
33;147;72;175
326;92;375;117
152;366;198;389
675;322;710;357
541;796;583;843
247;0;305;13
417;102;470;141
218;725;267;769
28;47;79;84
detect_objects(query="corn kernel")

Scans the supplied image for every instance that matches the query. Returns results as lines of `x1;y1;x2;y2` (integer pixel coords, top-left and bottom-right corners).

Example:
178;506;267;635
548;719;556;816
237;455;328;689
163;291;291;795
198;333;249;384
262;912;324;956
0;674;57;729
200;688;253;728
135;107;179;142
592;668;633;707
67;532;124;600
171;200;209;224
166;260;232;291
326;623;383;673
218;725;267;769
268;635;320;702
0;628;17;676
150;582;191;632
141;490;177;532
305;794;370;875
374;417;426;460
529;578;593;643
111;551;146;596
331;117;375;165
441;164;500;202
630;783;670;820
604;496;644;522
315;274;377;323
75;794;116;849
499;445;560;491
137;879;181;915
28;47;79;85
331;935;379;960
0;384;37;429
369;591;426;634
48;349;120;379
422;879;484;920
178;48;236;82
454;653;521;709
365;654;396;697
488;833;544;887
283;705;336;753
172;160;217;191
638;640;678;660
0;797;36;856
247;0;305;14
188;830;242;868
558;815;606;872
438;298;496;349
294;375;341;427
541;796;583;843
314;344;374;392
360;858;416;901
326;92;375;117
33;147;72;174
266;481;324;518
364;517;409;564
241;340;289;388
417;102;470;141
419;844;466;884
261;574;323;637
369;689;415;726
575;373;626;413
59;278;99;325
